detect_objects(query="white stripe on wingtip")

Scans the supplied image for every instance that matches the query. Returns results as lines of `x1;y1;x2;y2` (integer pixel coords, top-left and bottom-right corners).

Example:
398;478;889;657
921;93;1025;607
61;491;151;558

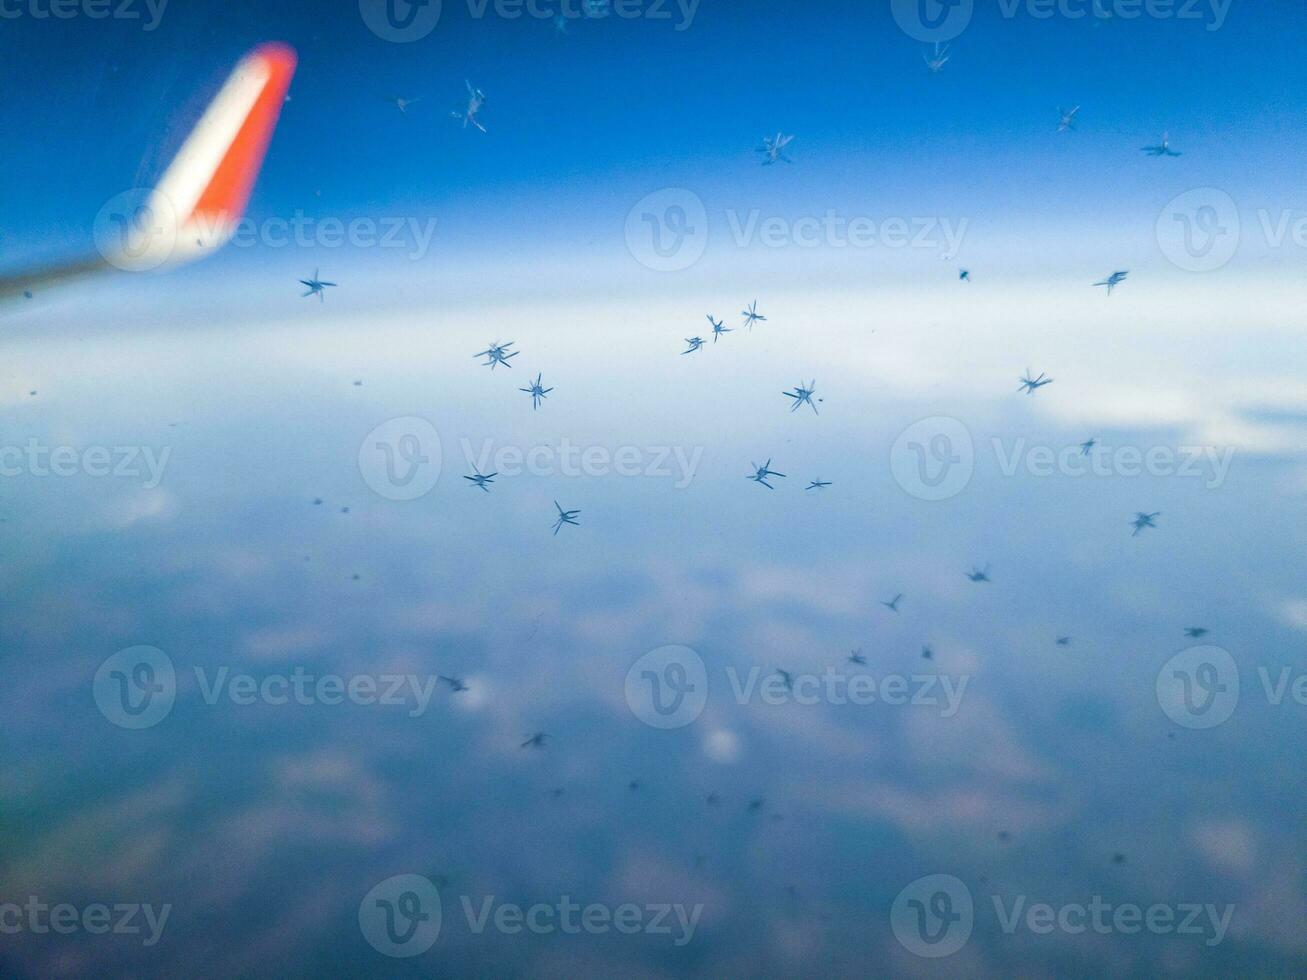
149;53;272;223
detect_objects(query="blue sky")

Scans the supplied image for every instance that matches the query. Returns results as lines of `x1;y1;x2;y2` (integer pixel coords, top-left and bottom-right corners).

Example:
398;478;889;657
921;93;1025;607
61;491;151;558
4;0;1307;279
7;3;1307;976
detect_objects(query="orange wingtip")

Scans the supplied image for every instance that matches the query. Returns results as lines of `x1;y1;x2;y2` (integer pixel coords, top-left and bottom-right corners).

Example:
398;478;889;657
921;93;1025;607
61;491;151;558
189;43;297;228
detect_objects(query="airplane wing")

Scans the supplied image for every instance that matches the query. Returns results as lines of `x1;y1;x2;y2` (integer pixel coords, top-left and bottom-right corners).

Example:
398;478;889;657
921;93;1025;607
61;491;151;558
0;42;297;302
